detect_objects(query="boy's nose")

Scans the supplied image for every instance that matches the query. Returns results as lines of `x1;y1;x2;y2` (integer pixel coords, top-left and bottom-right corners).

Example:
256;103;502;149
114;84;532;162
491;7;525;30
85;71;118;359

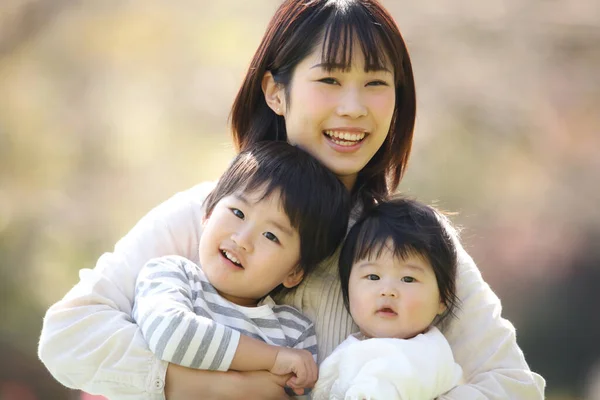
231;229;254;252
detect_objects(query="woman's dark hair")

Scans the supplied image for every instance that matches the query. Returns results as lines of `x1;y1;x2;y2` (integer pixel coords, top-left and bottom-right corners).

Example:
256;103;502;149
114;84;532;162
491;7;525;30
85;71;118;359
204;141;351;278
339;196;460;324
230;0;416;206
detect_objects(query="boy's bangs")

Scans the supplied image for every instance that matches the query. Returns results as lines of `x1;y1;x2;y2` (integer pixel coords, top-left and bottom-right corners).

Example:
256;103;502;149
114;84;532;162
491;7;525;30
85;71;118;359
320;7;398;77
241;163;310;232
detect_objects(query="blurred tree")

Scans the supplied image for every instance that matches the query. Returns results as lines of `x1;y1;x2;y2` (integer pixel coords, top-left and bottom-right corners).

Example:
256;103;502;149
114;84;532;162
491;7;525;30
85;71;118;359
518;231;600;396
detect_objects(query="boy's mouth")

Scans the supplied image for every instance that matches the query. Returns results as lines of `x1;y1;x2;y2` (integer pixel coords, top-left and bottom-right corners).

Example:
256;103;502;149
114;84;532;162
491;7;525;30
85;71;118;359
220;249;244;269
323;130;367;147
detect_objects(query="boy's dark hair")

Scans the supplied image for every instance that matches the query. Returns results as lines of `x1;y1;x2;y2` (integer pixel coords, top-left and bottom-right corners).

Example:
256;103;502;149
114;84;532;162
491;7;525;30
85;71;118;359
204;141;351;279
339;196;460;324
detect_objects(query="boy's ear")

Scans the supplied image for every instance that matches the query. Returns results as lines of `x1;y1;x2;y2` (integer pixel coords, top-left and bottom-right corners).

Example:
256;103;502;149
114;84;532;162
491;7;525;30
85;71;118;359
282;265;304;289
201;212;210;226
261;71;286;116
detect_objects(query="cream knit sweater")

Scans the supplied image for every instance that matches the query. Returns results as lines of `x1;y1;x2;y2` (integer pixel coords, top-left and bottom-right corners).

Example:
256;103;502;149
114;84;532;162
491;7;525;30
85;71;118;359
39;182;545;399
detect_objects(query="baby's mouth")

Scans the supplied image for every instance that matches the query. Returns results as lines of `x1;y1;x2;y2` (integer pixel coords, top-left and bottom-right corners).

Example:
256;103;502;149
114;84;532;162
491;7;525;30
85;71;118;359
376;307;397;316
221;249;244;269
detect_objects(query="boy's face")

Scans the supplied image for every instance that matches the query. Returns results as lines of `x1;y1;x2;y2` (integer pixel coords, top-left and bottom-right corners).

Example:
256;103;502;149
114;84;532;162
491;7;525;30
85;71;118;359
199;189;303;306
348;242;445;339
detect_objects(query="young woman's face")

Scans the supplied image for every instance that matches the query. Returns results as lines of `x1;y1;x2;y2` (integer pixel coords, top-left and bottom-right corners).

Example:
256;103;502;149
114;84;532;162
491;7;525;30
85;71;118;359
281;41;396;189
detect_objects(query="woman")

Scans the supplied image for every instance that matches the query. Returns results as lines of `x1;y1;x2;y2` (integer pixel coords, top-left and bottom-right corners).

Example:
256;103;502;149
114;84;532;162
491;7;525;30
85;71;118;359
38;1;545;399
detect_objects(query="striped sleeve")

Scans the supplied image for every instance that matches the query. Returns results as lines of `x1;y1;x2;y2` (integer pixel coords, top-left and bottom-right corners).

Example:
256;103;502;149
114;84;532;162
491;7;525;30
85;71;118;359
292;323;318;363
132;255;240;371
273;305;318;363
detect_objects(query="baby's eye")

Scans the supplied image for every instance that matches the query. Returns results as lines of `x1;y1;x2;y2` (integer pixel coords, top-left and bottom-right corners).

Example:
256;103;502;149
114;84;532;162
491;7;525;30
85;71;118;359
263;231;280;243
318;77;339;85
401;276;416;283
366;274;380;281
231;208;245;219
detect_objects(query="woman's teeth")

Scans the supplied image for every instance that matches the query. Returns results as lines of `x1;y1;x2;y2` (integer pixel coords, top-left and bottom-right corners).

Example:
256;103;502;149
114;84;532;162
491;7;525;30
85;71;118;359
324;130;366;146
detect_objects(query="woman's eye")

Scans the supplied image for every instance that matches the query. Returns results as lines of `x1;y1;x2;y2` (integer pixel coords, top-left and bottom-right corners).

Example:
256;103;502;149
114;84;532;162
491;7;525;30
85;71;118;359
367;80;389;87
401;276;415;283
263;232;280;243
231;208;245;219
366;274;380;281
318;77;339;85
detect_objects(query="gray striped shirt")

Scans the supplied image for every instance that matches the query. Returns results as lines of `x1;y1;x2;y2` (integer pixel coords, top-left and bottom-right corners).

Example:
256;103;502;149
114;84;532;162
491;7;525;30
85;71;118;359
132;255;317;371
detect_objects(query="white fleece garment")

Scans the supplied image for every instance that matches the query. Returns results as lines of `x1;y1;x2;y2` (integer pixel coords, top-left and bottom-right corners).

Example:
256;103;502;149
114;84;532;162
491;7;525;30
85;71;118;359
312;327;463;400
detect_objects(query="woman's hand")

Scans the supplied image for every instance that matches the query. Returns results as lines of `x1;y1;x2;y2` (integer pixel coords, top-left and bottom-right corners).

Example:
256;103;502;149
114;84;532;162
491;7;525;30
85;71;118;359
165;363;294;400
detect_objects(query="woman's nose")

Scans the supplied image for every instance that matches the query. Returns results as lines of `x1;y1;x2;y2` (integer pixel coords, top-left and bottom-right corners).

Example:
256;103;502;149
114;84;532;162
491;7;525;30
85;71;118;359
336;87;367;119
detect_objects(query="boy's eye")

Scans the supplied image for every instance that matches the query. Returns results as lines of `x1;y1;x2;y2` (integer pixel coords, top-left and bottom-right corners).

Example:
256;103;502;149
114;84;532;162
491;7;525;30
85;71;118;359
231;208;245;219
263;232;280;243
318;77;339;85
401;276;416;283
366;274;380;281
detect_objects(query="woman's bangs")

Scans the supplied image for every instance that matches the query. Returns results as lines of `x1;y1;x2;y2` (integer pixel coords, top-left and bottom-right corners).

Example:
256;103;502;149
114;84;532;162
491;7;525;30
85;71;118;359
320;8;396;75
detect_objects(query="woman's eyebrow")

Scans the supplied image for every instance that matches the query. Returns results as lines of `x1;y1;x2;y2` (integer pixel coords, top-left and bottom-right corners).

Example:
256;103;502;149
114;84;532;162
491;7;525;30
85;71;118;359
310;62;342;70
310;62;392;73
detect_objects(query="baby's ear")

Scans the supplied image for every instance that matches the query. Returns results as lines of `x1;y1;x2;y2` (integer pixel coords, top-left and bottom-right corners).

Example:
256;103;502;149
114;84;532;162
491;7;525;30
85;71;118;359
282;265;304;289
438;301;447;315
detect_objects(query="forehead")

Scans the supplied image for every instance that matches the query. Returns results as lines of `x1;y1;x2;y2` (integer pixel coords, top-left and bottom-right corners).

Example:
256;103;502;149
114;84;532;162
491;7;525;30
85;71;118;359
356;241;434;272
234;186;283;207
302;34;394;73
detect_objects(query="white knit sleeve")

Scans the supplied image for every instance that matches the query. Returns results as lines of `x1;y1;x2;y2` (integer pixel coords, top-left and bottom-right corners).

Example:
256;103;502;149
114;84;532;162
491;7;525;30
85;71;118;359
38;182;215;399
438;240;546;399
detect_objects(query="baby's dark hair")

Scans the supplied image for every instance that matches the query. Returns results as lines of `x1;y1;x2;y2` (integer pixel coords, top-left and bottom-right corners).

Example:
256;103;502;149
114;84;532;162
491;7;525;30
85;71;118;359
339;196;460;324
204;141;351;279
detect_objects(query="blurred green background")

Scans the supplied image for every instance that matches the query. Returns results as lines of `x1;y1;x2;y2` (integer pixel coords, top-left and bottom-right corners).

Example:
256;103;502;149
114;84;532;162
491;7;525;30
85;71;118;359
1;1;599;399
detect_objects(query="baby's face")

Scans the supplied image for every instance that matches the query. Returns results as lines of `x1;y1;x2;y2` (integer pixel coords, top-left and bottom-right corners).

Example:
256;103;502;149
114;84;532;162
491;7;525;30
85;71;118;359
348;243;445;339
198;189;303;306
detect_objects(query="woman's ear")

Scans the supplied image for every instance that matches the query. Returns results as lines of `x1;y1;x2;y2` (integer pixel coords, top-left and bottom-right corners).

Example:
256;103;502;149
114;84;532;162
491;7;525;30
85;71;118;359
261;71;285;116
282;265;304;289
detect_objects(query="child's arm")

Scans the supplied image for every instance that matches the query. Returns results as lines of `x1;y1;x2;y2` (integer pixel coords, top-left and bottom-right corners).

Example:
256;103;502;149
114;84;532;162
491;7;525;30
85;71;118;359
277;317;319;392
133;255;241;371
133;255;316;383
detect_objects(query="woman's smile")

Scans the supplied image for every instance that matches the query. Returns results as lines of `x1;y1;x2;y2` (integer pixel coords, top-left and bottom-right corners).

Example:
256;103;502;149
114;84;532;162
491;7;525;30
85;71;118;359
323;128;369;151
278;40;396;189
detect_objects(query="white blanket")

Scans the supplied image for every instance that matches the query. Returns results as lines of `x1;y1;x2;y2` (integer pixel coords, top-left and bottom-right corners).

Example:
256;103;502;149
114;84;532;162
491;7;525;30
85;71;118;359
311;327;462;400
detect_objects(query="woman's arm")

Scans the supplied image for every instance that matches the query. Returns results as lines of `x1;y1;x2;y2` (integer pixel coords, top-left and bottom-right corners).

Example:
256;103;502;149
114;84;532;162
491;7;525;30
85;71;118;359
438;242;546;399
38;183;211;398
164;364;294;400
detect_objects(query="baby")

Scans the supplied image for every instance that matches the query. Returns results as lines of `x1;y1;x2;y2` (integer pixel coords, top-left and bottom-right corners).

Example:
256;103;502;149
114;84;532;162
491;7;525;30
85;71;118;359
132;141;351;394
312;197;463;399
